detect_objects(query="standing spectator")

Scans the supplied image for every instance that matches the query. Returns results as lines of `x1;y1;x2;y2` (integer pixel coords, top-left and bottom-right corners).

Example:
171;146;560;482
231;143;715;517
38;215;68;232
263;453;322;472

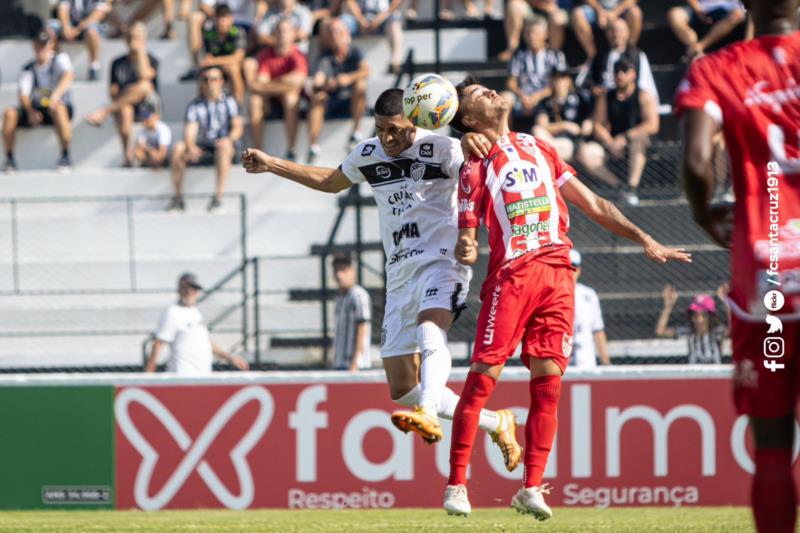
2;32;74;172
503;16;566;127
244;18;308;159
85;22;160;167
145;273;249;374
500;0;569;61
655;284;728;365
571;0;642;60
340;0;404;72
256;0;313;50
132;104;171;168
577;58;658;205
667;1;746;61
169;66;243;213
49;0;111;80
569;250;611;368
198;4;247;103
533;68;593;162
308;18;369;162
332;254;372;371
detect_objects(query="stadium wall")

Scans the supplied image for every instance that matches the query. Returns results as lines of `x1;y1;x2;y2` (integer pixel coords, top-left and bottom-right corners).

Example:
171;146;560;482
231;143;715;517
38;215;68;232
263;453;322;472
1;367;796;511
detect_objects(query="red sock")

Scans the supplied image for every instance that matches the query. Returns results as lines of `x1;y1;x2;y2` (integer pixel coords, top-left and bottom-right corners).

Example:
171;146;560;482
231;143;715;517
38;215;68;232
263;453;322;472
448;371;496;486
524;374;561;488
752;447;796;533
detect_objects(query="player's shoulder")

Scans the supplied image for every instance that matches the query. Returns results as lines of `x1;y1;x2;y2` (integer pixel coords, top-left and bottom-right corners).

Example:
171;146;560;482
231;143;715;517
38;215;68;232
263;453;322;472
413;130;460;157
347;136;382;160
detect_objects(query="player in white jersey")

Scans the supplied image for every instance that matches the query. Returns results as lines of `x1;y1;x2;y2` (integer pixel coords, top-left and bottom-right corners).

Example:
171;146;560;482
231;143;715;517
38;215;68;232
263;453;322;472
242;88;522;470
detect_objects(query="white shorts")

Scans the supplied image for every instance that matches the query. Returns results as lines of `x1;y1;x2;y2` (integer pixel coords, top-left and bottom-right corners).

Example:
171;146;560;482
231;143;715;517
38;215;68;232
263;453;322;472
380;261;472;358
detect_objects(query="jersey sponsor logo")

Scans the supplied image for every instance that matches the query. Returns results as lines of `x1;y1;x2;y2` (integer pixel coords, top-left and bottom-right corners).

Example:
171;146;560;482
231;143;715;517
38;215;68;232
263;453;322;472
744;80;800;113
410;162;426;181
505;197;551;219
440;248;448;255
388;247;424;265
482;285;502;345
458;199;475;213
500;162;542;192
380;325;387;347
392;222;420;245
376;166;392;179
511;221;551;236
419;143;433;158
361;144;376;156
424;288;438;298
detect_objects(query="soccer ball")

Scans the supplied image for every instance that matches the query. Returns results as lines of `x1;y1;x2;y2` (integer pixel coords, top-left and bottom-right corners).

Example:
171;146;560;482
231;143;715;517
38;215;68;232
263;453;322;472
403;73;459;130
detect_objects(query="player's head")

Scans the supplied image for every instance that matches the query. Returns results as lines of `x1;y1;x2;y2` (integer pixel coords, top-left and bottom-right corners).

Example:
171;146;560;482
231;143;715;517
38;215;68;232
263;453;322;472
451;74;509;134
523;16;548;51
274;17;297;49
126;22;147;50
613;58;636;91
742;0;800;31
608;17;630;49
214;3;234;33
177;272;203;305
32;31;55;63
688;294;717;334
374;89;415;157
200;66;225;98
570;249;582;281
332;254;356;290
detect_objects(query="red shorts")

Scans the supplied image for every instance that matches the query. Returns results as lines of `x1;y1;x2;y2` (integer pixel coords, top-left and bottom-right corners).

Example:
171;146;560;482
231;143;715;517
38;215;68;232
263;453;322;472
471;259;575;373
732;313;800;418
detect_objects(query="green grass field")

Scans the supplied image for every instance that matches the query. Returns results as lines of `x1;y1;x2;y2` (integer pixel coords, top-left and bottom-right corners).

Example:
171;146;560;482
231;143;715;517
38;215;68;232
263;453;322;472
0;507;754;533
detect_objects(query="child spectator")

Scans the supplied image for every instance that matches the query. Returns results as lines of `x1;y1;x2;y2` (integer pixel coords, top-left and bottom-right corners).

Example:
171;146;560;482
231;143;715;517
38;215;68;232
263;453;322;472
133;105;172;168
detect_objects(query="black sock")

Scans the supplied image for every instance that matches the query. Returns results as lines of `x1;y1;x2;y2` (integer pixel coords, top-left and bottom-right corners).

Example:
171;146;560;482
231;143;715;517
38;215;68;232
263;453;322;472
61;148;69;158
6;152;12;160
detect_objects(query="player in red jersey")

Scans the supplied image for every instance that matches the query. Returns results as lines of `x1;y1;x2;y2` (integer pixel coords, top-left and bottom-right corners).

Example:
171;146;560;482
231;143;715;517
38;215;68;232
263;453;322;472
441;75;692;519
677;1;800;531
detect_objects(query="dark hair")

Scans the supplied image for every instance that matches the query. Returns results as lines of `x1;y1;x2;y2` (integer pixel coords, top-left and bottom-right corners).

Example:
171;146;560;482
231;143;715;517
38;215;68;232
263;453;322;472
374;88;404;117
200;65;225;79
215;3;232;17
613;57;635;74
332;253;353;269
449;74;480;134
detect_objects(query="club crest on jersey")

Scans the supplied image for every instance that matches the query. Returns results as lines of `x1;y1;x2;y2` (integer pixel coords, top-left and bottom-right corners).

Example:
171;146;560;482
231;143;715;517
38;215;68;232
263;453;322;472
361;144;376;156
500;161;542;192
419;143;433;158
376;166;392;179
410;162;426;181
562;334;574;357
517;135;539;158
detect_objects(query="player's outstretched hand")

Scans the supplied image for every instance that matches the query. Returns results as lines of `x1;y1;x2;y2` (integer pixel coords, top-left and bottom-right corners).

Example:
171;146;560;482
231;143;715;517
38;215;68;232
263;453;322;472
241;148;273;174
642;236;692;264
455;235;479;265
461;132;492;159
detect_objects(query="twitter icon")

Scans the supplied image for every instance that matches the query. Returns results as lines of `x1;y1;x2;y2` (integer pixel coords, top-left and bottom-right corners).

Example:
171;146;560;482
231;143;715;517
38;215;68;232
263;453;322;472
766;315;783;334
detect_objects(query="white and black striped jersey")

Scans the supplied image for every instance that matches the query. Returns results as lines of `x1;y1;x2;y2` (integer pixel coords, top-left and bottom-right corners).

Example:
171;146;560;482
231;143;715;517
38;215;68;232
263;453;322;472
184;94;239;148
333;285;372;370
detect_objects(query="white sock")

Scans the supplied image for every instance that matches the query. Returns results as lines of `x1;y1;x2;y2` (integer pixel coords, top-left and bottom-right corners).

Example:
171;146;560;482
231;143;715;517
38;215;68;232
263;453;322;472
417;322;451;413
438;386;501;433
394;383;421;407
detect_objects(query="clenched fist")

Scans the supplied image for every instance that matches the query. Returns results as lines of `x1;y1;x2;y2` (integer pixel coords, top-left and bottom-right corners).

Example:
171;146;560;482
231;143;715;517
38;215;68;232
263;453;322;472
241;148;273;174
455;235;479;265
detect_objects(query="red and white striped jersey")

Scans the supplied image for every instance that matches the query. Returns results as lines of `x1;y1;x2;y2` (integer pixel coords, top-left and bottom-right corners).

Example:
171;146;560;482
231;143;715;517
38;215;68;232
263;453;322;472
458;132;574;285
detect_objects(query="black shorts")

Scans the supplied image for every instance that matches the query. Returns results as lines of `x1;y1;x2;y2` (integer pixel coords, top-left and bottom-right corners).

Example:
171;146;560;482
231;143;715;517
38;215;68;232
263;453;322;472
325;90;352;119
17;104;74;127
188;142;240;166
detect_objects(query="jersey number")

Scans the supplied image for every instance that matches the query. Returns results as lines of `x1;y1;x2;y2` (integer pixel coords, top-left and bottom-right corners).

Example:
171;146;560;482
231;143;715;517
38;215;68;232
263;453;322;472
768;124;800;174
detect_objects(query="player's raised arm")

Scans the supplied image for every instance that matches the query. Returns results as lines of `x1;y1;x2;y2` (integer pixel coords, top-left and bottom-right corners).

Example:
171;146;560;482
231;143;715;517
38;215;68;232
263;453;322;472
561;177;692;264
241;148;353;194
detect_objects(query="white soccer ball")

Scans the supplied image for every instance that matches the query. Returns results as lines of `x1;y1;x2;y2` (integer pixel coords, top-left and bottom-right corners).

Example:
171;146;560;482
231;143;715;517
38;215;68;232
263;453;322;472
402;73;459;130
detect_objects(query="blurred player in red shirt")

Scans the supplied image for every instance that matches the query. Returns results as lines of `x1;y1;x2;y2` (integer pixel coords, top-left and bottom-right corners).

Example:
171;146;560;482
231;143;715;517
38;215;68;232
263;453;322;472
441;75;691;519
677;1;800;531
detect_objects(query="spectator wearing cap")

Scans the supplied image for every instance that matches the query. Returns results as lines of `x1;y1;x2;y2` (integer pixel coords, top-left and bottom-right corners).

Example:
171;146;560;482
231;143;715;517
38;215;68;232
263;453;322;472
256;0;313;51
569;250;611;368
500;0;569;61
503;16;566;128
340;0;404;73
49;0;111;81
656;284;729;365
571;0;642;60
577;58;658;206
533;67;593;162
244;18;308;160
667;1;745;61
332;254;372;371
132;105;171;168
85;22;160;167
146;273;250;374
2;32;74;172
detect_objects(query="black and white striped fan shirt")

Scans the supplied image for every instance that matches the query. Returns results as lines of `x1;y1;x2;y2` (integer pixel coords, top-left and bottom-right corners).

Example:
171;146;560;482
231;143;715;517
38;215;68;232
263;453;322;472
333;285;372;370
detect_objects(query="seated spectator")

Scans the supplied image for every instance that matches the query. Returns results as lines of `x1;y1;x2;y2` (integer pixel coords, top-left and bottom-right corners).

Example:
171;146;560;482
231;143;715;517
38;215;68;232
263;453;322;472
569;250;611;368
49;0;111;80
3;32;74;172
244;18;308;159
420;0;496;20
503;16;566;126
500;0;569;61
308;18;369;163
340;0;404;72
85;22;160;167
332;254;372;371
576;58;658;205
571;0;642;60
656;283;729;365
667;1;745;61
107;0;178;40
256;0;313;51
199;4;247;103
133;104;171;168
533;68;593;161
169;66;243;213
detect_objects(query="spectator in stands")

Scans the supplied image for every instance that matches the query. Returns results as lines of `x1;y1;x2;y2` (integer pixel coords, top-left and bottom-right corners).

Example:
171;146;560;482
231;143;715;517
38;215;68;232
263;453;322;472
332;254;372;371
169;66;243;213
49;0;111;81
2;32;74;172
500;0;569;61
244;19;308;159
569;250;611;368
406;0;496;20
85;23;160;168
503;16;566;127
655;283;728;365
533;67;593;162
132;104;171;168
107;0;178;40
194;4;247;103
308;18;369;162
571;0;642;60
577;58;658;205
146;272;249;374
340;0;404;72
256;0;313;50
667;1;745;61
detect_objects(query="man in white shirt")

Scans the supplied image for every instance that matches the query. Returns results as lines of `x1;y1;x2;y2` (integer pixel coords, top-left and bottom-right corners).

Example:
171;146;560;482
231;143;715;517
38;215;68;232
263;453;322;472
145;273;249;374
570;250;611;368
